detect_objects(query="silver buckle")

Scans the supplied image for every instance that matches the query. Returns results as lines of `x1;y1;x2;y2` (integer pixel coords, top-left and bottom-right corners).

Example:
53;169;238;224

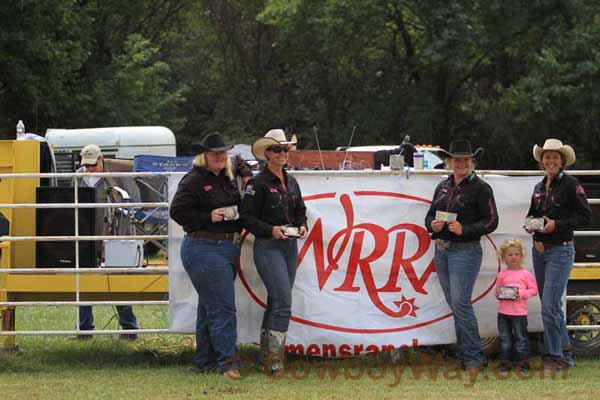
436;239;451;250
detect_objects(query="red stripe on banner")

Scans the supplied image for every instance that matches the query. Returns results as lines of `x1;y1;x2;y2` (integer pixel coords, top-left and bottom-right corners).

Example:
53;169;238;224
237;231;267;309
473;235;501;303
303;192;336;201
354;191;432;205
288;312;455;334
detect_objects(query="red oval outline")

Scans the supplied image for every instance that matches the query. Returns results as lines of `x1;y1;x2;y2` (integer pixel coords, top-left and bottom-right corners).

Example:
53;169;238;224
237;191;500;334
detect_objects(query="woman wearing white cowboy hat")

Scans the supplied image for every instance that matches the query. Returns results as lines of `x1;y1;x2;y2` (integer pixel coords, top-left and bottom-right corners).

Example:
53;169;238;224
240;129;307;376
526;139;591;370
425;139;499;371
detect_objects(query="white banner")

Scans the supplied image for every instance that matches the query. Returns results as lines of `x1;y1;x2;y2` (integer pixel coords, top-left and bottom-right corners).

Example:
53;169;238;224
169;172;542;356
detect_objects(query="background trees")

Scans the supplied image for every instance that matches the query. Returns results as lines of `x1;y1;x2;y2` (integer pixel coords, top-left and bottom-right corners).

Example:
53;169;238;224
1;0;599;168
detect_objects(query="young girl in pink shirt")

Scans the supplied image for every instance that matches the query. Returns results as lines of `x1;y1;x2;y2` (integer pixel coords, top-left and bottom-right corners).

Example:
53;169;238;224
496;239;539;371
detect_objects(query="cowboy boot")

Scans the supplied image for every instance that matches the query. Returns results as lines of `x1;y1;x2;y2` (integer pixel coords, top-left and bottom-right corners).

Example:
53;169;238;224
255;328;269;370
266;330;286;377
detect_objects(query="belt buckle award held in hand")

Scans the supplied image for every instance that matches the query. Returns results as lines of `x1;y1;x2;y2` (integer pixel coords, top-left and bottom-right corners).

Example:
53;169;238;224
436;239;450;250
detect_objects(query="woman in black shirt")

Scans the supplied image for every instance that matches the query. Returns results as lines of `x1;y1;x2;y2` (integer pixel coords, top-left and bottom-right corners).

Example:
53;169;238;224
170;132;242;379
526;139;591;370
424;140;498;371
240;129;307;376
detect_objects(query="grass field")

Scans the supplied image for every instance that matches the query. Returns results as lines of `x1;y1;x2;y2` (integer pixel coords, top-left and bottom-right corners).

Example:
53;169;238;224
1;306;600;399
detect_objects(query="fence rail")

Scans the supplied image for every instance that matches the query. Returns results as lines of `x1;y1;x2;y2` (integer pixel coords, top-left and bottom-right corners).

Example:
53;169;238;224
0;267;168;275
0;329;170;336
1;171;171;340
1;170;600;340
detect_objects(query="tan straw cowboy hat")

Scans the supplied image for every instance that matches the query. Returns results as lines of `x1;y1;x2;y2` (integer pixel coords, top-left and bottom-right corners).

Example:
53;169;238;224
252;129;295;160
533;139;576;166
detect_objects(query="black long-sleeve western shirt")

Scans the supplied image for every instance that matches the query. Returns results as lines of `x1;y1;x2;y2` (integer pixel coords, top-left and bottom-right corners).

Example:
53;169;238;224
425;172;499;242
527;172;592;244
240;167;307;238
169;166;242;234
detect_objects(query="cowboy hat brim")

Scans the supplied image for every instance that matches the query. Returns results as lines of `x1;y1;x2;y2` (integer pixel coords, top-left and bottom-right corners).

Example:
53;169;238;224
438;147;484;159
533;144;576;166
191;143;234;153
251;137;293;160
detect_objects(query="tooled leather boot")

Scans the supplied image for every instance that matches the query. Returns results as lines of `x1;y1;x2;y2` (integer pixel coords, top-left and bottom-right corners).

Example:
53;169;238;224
256;328;269;370
266;329;286;377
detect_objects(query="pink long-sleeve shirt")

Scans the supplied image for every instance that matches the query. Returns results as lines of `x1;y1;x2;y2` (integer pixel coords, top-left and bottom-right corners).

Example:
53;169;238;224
496;268;538;316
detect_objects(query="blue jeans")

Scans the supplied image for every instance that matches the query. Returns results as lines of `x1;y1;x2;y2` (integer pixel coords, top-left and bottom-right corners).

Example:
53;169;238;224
253;237;298;332
498;313;530;362
434;241;484;367
79;306;138;330
532;242;574;361
180;236;240;372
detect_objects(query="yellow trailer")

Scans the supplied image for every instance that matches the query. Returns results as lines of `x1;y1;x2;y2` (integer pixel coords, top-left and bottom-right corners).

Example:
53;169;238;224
0;140;167;350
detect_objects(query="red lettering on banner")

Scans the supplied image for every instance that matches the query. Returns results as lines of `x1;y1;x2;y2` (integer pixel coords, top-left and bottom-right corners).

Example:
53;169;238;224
353;344;364;355
284;342;420;357
366;344;379;355
286;344;305;355
298;194;432;318
322;344;337;357
339;344;352;357
299;218;330;290
307;344;321;356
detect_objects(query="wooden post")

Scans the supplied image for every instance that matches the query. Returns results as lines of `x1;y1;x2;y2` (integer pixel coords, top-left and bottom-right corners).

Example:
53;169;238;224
0;307;16;351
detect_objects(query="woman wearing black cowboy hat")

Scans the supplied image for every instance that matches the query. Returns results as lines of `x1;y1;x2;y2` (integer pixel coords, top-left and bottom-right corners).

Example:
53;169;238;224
424;139;499;371
170;132;243;379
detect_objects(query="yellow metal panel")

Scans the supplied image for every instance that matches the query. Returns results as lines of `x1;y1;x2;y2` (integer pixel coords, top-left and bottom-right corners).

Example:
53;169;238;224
4;275;168;293
0;140;39;269
570;267;600;280
0;242;9;301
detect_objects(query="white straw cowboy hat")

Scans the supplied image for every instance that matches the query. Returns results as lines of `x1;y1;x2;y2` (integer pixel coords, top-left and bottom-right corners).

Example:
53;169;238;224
533;139;576;166
252;129;294;160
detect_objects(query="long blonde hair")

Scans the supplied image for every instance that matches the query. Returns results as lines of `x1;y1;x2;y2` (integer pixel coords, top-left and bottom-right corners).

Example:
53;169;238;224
193;153;234;180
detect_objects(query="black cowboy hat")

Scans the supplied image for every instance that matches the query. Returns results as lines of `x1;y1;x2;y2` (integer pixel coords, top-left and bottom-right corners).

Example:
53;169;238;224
191;132;233;153
439;139;484;158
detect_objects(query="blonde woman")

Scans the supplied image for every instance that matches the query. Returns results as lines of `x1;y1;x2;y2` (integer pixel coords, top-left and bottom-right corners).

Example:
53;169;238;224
170;132;242;379
424;139;498;371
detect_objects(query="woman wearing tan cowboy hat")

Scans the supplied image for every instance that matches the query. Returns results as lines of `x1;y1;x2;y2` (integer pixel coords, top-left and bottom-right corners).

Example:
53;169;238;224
424;139;499;371
170;132;243;379
525;139;591;370
240;129;307;376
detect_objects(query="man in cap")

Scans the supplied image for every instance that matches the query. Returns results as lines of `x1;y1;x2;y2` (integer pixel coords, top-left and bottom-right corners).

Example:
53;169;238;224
74;144;139;340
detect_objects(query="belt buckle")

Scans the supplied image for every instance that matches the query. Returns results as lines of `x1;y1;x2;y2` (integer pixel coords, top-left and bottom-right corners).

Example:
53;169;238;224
436;239;450;250
534;241;545;253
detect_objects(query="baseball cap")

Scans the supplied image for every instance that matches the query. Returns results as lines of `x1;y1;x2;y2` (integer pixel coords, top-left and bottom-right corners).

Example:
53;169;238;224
80;144;102;165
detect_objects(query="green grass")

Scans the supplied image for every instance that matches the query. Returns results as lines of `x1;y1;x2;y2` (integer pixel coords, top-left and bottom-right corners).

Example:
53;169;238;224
1;307;600;399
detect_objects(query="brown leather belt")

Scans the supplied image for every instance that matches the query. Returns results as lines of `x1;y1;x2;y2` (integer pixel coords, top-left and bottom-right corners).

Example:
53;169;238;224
187;231;236;241
534;240;572;253
542;241;572;249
